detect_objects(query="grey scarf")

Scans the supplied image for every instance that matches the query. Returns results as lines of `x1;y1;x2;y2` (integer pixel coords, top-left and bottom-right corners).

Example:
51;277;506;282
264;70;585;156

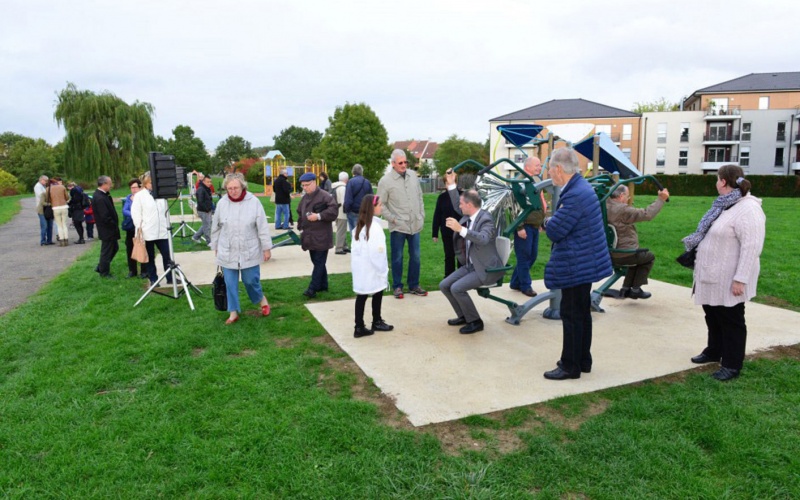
682;190;742;251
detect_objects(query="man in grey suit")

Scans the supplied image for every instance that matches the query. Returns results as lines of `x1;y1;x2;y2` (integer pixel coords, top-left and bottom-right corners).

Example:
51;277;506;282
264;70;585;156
439;188;503;334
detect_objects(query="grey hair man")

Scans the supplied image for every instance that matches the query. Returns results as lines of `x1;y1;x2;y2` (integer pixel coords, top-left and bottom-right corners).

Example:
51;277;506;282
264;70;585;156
35;175;53;245
377;149;427;298
343;163;373;231
331;171;350;254
92;175;120;278
510;156;546;297
273;167;293;229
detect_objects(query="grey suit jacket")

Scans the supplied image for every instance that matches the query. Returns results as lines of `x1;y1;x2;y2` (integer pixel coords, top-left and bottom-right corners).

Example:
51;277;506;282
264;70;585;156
448;189;503;285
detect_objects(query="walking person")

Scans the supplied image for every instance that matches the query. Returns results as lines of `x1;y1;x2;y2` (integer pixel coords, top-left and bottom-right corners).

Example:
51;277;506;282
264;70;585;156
210;173;273;325
296;172;338;298
351;194;394;338
92;176;120;278
192;175;214;244
686;165;766;381
122;178;146;278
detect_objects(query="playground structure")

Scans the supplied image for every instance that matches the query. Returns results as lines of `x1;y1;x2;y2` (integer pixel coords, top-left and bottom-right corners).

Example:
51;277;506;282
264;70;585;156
453;123;665;325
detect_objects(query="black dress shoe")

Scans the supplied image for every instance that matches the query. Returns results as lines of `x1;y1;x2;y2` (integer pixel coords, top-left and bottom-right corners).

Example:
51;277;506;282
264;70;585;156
126;272;137;278
335;251;347;255
712;367;740;381
76;239;85;244
459;320;484;334
521;289;537;297
625;287;652;299
447;317;466;326
303;289;316;298
691;353;720;364
354;326;374;338
557;360;591;373
371;320;394;332
544;366;580;380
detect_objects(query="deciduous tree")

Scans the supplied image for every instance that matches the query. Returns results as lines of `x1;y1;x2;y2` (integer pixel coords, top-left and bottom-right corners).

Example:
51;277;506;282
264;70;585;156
312;103;390;182
212;136;255;173
160;125;210;172
54;82;155;183
273;126;322;164
631;97;680;113
433;135;489;176
5;138;57;191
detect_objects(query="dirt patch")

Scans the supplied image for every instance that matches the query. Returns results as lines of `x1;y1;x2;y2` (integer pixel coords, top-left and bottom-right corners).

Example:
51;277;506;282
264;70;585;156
191;348;206;357
229;349;257;358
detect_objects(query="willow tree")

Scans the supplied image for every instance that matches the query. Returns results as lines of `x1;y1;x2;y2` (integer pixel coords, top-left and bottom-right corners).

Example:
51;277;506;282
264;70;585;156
54;82;155;183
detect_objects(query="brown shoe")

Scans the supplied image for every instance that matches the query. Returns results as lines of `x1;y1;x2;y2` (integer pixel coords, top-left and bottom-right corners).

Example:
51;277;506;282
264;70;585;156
521;289;537;297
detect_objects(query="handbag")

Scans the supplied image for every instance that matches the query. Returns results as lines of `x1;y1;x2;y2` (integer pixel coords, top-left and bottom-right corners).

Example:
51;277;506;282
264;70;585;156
43;204;54;220
676;248;697;269
212;266;227;311
132;228;149;263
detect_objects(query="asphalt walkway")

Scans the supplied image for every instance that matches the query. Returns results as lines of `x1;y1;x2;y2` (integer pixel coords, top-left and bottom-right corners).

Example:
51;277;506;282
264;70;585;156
0;197;96;315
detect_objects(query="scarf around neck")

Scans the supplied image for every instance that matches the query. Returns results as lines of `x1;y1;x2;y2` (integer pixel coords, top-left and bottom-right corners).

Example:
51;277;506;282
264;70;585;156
682;189;742;251
229;189;247;202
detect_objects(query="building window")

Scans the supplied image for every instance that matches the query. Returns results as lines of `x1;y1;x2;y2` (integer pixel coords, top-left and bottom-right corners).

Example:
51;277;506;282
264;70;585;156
707;148;726;162
656;148;666;166
775;147;784;166
622;148;631;159
622;124;632;141
777;122;786;141
657;123;667;143
679;149;688;166
709;123;728;141
514;154;525;164
759;96;769;110
741;122;751;141
680;123;689;142
740;147;750;167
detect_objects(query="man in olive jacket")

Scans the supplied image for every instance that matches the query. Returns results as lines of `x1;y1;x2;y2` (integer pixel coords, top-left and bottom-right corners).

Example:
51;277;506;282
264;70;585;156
297;172;339;298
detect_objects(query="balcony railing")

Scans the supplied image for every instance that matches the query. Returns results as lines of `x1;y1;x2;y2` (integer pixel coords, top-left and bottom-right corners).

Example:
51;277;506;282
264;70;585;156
704;105;741;116
680;134;689;142
703;132;740;141
777;133;786;141
705;154;738;162
795;132;800;141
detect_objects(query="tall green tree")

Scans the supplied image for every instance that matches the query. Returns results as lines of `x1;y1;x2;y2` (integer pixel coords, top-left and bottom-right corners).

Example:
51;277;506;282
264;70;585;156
5;138;57;191
160;125;210;172
212;135;255;173
54;82;155;183
272;126;322;163
631;97;680;113
0;132;31;172
312;103;390;182
433;135;489;175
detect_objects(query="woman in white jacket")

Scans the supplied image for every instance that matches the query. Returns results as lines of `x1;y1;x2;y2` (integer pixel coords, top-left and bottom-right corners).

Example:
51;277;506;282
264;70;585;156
131;172;173;286
351;194;393;338
210;174;272;325
683;164;766;381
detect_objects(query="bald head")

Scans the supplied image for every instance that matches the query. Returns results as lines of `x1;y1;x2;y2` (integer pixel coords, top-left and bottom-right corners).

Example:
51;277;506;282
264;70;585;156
523;156;542;176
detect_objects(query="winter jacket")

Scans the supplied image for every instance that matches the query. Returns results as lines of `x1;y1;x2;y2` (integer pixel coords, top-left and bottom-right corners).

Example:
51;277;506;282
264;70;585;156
331;181;347;220
344;175;372;214
351;216;389;295
69;186;86;222
196;182;214;213
92;188;120;241
121;193;135;231
693;194;765;307
606;197;664;255
130;189;170;241
273;174;292;204
210;191;272;270
377;168;424;235
297;187;338;251
544;174;612;289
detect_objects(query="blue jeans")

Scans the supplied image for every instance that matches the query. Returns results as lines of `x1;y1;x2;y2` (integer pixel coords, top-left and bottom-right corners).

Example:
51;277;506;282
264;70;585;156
510;225;539;291
223;265;264;313
347;212;358;231
390;231;420;290
275;204;290;228
38;214;53;245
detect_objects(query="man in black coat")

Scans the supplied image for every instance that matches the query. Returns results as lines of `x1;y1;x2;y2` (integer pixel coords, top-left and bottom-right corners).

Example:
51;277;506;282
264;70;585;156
92;175;120;278
273;169;293;229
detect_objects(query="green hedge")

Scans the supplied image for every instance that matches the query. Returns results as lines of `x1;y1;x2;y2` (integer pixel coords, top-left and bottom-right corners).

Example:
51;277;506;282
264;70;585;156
633;174;800;197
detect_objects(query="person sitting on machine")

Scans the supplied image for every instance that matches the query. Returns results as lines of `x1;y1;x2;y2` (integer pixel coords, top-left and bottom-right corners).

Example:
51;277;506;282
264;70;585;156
606;184;670;299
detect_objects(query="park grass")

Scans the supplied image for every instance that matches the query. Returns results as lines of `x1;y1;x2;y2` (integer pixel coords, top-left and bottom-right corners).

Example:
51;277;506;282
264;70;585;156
1;193;799;497
0;194;25;226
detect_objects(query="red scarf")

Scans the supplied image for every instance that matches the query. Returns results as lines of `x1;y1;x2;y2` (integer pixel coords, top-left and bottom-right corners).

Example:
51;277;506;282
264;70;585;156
229;189;247;202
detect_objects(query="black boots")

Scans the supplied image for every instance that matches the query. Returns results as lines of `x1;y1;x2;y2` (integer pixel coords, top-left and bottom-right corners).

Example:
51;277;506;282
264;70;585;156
354;326;374;338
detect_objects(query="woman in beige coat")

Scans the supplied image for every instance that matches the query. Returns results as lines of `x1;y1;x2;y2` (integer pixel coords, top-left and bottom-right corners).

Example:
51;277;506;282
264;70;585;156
683;164;766;381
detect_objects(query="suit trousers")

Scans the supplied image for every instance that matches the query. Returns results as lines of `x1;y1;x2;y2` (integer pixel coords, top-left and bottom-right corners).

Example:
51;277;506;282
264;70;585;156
701;303;747;370
559;283;593;375
439;264;484;323
612;250;655;288
98;238;119;276
308;249;329;292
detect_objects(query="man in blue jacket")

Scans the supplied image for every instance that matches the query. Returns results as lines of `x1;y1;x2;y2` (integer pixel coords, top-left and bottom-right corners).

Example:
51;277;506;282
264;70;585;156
542;148;612;380
343;163;372;231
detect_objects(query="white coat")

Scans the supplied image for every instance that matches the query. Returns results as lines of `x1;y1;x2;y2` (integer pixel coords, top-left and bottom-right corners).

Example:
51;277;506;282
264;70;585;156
210;192;272;270
351;216;389;295
131;189;170;241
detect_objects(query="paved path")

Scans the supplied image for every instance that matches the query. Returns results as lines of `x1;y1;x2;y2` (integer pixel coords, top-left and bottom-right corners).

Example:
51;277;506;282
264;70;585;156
0;197;96;315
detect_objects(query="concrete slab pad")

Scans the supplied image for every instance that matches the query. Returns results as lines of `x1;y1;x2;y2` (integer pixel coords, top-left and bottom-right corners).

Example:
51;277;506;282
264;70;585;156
306;280;800;426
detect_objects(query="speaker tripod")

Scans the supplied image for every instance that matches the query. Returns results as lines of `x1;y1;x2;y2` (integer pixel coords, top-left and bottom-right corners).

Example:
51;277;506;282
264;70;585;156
134;260;202;310
171;192;198;240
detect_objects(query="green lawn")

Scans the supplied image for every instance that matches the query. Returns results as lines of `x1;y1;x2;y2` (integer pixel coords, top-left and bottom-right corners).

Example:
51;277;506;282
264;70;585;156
0;194;25;226
1;192;799;497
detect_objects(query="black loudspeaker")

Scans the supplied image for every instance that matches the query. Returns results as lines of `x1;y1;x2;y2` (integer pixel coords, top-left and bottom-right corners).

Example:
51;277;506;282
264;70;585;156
149;152;178;198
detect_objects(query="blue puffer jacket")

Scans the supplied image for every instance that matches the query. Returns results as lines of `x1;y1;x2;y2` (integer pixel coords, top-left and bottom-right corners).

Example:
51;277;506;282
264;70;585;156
544;174;612;289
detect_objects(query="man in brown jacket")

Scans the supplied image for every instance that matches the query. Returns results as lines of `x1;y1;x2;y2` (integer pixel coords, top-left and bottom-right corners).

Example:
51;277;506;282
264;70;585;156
297;172;339;298
606;184;670;299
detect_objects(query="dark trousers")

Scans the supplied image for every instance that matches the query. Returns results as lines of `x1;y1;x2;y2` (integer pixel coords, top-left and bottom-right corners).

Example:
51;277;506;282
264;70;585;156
355;292;384;327
72;216;84;241
510;224;539;291
612;250;655;288
559;283;593;375
145;239;173;284
125;229;146;275
308;249;329;292
701;303;747;370
98;239;119;276
440;228;459;278
86;223;94;238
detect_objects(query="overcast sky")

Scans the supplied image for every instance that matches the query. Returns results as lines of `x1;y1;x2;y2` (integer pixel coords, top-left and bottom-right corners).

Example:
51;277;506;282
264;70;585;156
2;0;798;151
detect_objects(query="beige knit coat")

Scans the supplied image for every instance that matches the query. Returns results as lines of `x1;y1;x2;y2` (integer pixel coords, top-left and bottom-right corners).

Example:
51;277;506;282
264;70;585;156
693;194;765;307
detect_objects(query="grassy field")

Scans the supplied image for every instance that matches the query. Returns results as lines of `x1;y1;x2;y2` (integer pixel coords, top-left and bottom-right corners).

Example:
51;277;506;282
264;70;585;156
1;192;799;497
0;194;25;226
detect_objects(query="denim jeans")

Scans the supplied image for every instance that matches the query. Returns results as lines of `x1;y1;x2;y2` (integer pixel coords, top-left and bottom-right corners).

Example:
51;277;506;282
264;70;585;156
347;212;358;231
275;204;290;228
389;231;420;290
223;265;264;313
509;225;539;291
38;214;53;244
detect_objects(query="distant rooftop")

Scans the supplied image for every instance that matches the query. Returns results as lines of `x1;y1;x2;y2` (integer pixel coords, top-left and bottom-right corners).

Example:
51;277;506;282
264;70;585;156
491;98;640;122
693;72;800;93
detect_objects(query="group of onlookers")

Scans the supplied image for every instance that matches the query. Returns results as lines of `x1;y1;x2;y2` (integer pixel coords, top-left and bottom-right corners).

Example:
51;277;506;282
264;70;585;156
34;176;94;246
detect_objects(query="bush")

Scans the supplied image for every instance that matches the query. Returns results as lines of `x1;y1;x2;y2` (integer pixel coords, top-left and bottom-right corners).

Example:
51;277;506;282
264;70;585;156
245;162;265;185
0;169;23;196
634;174;800;197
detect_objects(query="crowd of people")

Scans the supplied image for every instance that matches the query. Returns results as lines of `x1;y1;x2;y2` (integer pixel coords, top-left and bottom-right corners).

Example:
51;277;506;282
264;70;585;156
34;152;765;382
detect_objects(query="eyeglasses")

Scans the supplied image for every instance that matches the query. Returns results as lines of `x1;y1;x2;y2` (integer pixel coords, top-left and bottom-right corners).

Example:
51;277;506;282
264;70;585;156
397;161;408;165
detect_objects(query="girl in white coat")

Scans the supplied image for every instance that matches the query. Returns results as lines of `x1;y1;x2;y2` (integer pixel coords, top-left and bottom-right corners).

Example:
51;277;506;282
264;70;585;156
351;194;394;338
